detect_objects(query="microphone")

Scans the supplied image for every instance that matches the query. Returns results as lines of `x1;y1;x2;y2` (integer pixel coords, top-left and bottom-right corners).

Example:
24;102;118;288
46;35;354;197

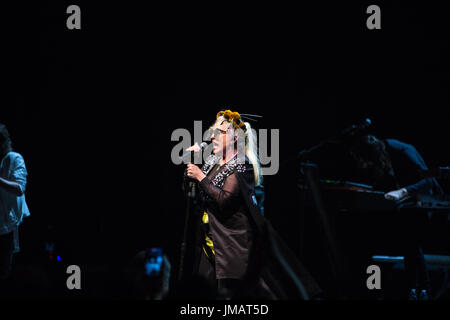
179;142;208;161
341;118;372;137
181;142;208;198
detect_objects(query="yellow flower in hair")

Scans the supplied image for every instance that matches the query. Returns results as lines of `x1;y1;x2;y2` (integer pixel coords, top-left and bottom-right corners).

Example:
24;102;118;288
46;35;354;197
223;110;233;120
216;109;247;132
231;111;241;121
216;110;225;119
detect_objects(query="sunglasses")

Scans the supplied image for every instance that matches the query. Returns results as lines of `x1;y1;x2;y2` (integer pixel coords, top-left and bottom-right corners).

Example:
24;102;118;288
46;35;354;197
206;128;227;138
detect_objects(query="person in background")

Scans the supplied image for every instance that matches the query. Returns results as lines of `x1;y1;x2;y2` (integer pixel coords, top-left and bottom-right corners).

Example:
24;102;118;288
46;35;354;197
123;249;171;300
0;123;30;282
349;135;443;300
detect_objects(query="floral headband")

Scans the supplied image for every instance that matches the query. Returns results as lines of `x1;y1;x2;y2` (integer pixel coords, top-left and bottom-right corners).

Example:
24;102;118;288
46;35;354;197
216;110;246;132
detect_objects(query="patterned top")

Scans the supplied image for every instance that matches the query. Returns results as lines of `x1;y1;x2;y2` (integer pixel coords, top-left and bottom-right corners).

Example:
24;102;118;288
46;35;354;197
201;154;246;189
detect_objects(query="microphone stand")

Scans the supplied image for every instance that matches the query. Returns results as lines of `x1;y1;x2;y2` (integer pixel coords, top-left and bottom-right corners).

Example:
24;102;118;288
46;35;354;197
177;149;213;281
178;170;197;281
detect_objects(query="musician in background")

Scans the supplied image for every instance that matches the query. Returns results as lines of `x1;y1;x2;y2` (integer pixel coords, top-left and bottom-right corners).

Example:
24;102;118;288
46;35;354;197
0;123;30;282
349;135;443;300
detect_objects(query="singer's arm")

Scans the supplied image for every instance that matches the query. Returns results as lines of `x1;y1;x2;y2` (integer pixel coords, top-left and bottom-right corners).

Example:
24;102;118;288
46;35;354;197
199;173;241;218
186;162;244;217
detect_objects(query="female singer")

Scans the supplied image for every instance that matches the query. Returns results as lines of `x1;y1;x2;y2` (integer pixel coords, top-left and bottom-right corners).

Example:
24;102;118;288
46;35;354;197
186;110;320;299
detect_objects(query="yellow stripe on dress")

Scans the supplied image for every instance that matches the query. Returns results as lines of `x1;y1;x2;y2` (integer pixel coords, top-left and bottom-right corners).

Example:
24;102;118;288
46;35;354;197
202;212;215;256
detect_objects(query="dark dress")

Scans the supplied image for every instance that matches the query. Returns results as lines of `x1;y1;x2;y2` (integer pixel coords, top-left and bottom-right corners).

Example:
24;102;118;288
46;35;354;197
194;154;321;299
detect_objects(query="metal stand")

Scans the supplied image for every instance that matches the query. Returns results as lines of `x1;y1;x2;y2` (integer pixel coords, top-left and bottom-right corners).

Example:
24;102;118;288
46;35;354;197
178;177;197;281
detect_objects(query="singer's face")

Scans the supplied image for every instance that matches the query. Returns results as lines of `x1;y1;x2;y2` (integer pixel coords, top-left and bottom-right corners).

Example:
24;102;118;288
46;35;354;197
211;127;228;155
210;122;235;157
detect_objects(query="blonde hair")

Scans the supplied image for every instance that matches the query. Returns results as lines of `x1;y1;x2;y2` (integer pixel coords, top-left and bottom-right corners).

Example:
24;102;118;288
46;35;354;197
243;122;262;186
213;111;262;186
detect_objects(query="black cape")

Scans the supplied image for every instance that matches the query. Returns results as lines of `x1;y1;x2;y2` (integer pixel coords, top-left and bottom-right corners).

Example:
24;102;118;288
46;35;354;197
235;165;322;299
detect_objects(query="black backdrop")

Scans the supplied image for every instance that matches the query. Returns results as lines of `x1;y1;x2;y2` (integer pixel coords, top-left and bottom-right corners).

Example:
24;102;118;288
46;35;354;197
3;1;449;295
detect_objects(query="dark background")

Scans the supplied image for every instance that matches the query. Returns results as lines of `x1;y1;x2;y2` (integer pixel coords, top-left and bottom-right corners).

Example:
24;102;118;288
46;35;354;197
3;2;449;297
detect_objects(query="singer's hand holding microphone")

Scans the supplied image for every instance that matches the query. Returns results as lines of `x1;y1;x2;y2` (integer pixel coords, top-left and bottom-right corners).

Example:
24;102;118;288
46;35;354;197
185;142;202;153
184;142;207;182
187;163;205;182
